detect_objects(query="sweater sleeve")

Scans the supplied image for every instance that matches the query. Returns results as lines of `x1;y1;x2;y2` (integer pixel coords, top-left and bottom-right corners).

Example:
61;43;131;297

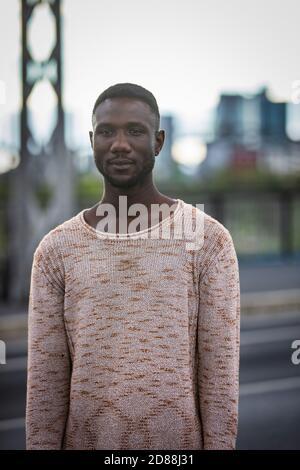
197;232;240;450
26;241;71;450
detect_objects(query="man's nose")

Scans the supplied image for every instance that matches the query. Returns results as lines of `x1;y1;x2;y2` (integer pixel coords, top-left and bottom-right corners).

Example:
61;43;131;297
110;130;131;153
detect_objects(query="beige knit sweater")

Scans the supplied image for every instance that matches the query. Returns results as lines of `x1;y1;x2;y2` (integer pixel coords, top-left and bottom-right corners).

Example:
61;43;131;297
26;198;240;450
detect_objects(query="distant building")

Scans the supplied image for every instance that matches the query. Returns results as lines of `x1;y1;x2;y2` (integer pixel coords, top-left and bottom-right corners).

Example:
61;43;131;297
259;88;286;140
215;86;287;142
197;139;233;179
258;141;300;174
215;94;244;139
197;86;299;179
153;114;177;182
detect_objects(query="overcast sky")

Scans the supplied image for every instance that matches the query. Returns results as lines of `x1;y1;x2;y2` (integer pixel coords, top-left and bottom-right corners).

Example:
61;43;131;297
1;0;300;142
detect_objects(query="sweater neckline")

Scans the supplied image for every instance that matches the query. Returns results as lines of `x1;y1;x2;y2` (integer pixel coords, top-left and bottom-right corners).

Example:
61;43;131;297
77;198;183;239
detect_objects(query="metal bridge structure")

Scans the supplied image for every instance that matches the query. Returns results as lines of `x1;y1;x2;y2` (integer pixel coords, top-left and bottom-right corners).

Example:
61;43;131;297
7;0;75;303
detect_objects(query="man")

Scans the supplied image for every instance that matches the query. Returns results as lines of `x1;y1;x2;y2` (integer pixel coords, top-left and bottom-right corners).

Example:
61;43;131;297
26;83;240;450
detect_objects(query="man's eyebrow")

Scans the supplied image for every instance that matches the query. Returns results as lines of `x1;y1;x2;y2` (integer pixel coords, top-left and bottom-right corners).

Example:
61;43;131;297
95;121;148;130
126;121;148;127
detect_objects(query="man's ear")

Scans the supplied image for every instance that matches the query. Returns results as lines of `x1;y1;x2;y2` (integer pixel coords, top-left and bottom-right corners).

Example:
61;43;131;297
155;129;165;155
89;131;93;149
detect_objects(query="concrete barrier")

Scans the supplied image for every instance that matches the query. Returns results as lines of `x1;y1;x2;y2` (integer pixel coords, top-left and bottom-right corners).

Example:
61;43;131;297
0;289;300;340
241;289;300;315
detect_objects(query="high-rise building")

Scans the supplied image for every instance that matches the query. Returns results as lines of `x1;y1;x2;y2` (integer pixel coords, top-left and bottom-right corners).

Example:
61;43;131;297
215;87;287;141
258;87;286;139
215;94;244;139
153;114;177;182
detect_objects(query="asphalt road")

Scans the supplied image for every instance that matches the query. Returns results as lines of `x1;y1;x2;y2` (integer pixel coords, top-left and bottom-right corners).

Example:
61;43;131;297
237;310;300;450
0;311;299;450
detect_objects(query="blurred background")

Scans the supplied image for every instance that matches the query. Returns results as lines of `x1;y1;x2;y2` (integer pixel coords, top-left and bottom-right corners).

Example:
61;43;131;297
0;0;300;450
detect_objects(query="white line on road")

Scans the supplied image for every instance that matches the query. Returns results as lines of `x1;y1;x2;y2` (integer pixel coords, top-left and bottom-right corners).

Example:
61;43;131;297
0;356;27;373
241;326;300;346
240;376;300;396
1;324;300;374
0;417;25;431
0;377;299;432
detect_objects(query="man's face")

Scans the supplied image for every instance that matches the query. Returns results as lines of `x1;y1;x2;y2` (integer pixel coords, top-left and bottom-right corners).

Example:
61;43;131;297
90;97;164;188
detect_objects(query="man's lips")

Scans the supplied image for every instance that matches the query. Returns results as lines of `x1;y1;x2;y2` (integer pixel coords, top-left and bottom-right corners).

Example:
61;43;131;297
109;159;135;166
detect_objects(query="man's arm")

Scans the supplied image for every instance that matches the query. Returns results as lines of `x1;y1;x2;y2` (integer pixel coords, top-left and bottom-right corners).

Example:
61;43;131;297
197;233;240;450
26;246;71;449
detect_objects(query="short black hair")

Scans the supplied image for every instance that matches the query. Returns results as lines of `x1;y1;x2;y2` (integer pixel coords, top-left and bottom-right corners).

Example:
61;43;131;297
92;83;160;131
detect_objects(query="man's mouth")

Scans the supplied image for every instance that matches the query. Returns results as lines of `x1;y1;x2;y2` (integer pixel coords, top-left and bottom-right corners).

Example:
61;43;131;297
110;159;134;167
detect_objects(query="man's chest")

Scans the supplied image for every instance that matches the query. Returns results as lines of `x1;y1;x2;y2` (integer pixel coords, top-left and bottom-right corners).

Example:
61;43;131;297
62;243;196;316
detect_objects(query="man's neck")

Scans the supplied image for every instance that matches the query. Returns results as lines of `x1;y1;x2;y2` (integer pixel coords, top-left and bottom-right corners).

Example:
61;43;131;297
84;189;178;233
99;181;175;210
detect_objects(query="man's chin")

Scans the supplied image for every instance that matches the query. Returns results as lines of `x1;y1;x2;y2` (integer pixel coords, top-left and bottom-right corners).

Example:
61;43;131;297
105;175;141;189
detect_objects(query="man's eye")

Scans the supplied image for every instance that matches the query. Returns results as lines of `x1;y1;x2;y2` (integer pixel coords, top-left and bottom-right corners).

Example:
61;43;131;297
129;128;143;135
99;129;112;135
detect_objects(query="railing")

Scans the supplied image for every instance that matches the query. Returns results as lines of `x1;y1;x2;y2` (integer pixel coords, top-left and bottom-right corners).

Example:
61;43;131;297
164;189;300;261
0;181;300;301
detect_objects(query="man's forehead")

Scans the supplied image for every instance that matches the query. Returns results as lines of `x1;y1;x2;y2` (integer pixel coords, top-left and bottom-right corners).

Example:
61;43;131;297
93;97;155;126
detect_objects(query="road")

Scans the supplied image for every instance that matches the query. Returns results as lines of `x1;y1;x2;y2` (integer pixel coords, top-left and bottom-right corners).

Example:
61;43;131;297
0;311;299;450
237;310;300;449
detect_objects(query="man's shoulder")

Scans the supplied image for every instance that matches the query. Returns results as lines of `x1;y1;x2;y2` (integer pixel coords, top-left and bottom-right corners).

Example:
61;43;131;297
180;201;237;278
33;210;82;259
181;199;232;248
203;211;232;246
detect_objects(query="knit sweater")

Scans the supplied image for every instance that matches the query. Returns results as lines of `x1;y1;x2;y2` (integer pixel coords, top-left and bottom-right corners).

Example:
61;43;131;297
26;198;240;450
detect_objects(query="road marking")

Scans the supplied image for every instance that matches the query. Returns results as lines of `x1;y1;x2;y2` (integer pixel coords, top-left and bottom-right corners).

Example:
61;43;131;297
0;325;299;374
240;376;300;396
0;356;27;373
0;417;25;431
0;377;299;432
241;326;300;346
